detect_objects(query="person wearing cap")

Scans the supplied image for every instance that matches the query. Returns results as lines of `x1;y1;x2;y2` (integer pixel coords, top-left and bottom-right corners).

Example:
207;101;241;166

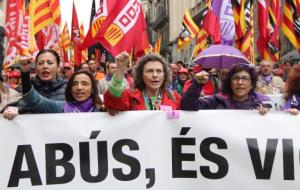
178;68;189;95
181;63;270;115
0;75;21;117
61;62;74;81
6;69;21;90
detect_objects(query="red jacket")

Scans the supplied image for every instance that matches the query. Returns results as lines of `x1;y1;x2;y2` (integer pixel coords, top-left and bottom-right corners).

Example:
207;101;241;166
104;89;181;110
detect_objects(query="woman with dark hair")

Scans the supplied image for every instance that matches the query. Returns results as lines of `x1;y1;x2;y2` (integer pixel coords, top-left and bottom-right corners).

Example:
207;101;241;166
282;64;300;115
104;52;180;113
6;61;104;116
17;49;67;113
181;63;270;114
78;62;90;72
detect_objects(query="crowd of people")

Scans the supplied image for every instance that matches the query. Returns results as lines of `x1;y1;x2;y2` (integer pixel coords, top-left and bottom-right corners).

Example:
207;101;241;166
1;48;300;119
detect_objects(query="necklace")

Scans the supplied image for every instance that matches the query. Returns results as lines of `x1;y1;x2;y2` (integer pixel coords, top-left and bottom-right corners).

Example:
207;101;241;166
143;90;162;110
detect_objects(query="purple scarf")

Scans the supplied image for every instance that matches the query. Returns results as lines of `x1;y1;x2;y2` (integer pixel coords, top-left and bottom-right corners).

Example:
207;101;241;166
283;95;300;110
63;97;94;113
261;75;272;85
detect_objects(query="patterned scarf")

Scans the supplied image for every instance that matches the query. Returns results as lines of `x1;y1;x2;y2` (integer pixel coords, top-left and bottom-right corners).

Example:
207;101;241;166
261;75;272;85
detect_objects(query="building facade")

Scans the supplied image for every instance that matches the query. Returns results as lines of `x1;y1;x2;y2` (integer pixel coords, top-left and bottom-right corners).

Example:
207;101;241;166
145;0;295;65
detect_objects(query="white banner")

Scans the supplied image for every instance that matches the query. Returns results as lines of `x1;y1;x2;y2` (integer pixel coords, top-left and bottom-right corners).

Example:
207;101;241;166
0;111;299;190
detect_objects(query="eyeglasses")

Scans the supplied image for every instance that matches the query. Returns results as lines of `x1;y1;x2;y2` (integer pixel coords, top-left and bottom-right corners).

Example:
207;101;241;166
231;76;251;82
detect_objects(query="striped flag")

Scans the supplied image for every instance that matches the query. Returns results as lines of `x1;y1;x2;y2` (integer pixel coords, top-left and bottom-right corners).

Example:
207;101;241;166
257;0;281;61
153;35;162;54
31;0;61;34
282;0;300;52
232;0;253;61
267;0;281;61
61;22;71;50
193;2;211;58
80;23;88;63
177;10;199;50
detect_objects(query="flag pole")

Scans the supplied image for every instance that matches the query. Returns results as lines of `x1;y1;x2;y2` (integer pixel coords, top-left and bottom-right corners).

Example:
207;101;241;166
187;43;196;69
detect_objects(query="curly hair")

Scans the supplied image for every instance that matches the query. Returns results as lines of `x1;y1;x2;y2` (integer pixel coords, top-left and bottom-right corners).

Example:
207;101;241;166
65;70;103;107
222;64;258;96
285;64;300;101
133;54;170;91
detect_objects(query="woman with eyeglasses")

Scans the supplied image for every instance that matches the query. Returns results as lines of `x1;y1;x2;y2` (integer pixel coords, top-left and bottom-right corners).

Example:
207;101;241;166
282;64;300;115
181;63;270;114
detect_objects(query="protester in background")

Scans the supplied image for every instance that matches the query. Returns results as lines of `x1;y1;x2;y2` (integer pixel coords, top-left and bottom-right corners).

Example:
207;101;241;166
78;62;90;72
176;60;185;69
6;69;21;89
87;59;105;80
282;60;293;82
97;61;131;95
181;63;270;115
10;60;104;115
16;50;67;113
178;68;189;94
0;75;21;114
256;60;284;95
61;62;74;81
104;52;181;114
168;63;182;94
282;64;300;115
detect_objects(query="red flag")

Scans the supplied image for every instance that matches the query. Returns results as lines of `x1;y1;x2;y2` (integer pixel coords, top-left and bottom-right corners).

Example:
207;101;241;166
202;10;221;44
80;23;88;63
71;1;81;66
4;0;24;69
92;0;147;56
134;30;150;60
81;0;118;50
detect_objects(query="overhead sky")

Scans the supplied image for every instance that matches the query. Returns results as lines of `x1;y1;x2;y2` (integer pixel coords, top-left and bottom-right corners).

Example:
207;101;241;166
60;0;100;35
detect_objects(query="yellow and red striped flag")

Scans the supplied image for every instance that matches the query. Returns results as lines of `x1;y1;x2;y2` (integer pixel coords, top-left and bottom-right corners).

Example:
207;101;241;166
192;2;210;58
177;10;199;50
30;0;61;35
80;23;88;63
282;0;300;52
61;22;71;50
232;0;254;61
153;35;162;54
